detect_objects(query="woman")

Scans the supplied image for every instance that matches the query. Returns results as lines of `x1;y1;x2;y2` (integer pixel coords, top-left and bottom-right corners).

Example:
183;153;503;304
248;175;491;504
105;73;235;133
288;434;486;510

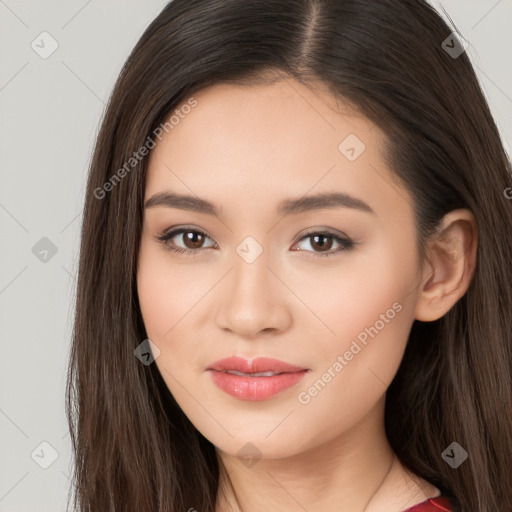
66;1;512;511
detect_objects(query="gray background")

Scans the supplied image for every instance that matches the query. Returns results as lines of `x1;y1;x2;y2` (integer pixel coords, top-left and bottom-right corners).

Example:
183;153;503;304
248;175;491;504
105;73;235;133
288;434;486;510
0;1;511;511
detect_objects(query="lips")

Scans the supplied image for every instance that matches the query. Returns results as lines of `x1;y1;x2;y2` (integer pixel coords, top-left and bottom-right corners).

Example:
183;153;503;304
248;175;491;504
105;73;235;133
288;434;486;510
206;356;309;401
207;356;306;375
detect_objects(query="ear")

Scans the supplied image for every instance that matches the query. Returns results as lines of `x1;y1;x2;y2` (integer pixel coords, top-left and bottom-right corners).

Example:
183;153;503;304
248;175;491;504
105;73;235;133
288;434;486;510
414;209;478;322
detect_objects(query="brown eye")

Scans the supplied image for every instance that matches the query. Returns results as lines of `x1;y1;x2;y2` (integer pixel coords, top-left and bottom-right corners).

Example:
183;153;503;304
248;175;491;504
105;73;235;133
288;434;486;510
293;231;355;257
309;234;334;252
156;227;216;255
182;230;206;249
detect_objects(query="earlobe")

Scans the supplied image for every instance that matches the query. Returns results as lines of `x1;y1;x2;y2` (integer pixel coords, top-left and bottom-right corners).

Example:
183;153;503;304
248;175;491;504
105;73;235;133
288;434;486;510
414;209;478;322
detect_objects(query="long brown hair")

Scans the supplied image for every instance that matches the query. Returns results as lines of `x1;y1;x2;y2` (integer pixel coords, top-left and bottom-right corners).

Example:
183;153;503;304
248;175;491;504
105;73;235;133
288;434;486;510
65;1;512;511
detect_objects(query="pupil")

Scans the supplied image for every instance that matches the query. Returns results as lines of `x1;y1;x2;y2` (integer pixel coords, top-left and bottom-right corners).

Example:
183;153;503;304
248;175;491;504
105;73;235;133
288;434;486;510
185;231;203;249
312;234;332;251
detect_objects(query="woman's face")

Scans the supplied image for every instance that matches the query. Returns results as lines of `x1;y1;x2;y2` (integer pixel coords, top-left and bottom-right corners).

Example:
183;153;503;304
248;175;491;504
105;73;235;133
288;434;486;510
137;78;424;458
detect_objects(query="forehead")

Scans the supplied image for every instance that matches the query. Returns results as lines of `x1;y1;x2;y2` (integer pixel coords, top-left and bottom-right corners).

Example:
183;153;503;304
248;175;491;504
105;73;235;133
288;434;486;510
152;78;377;161
144;78;403;223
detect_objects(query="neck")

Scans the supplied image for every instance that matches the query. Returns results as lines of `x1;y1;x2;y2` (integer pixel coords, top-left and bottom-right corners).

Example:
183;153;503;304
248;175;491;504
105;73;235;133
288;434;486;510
214;398;438;512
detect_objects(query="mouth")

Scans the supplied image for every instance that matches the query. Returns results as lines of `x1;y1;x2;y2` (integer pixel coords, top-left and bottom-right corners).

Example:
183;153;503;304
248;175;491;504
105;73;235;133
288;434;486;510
221;370;286;377
207;355;307;374
206;356;309;401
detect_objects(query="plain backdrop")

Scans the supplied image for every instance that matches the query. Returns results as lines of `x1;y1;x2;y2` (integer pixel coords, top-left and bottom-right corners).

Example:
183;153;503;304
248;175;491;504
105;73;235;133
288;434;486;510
0;1;511;511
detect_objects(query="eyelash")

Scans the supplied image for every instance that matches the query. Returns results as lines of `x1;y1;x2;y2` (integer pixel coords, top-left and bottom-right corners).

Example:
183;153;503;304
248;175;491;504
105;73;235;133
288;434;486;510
155;226;356;258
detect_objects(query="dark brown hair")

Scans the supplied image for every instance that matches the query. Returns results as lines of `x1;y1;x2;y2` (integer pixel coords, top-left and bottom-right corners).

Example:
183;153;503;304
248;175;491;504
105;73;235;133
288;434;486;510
66;1;512;511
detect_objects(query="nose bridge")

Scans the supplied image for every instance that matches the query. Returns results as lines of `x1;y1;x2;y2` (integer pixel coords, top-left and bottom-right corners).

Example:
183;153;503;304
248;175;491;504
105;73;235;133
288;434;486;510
232;244;271;297
215;239;291;337
229;242;274;312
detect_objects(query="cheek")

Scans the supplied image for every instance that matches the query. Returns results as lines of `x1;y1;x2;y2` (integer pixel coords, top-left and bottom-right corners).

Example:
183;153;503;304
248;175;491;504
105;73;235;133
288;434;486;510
137;241;201;342
291;233;419;400
136;241;220;386
293;236;418;349
137;251;176;342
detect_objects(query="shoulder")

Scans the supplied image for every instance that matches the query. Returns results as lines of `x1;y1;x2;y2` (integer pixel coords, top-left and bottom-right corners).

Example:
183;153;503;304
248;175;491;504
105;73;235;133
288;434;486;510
403;496;454;512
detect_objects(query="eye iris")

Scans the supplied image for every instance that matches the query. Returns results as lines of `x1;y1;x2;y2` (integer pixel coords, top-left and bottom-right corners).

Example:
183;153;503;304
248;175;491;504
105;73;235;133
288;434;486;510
311;234;333;252
184;231;205;249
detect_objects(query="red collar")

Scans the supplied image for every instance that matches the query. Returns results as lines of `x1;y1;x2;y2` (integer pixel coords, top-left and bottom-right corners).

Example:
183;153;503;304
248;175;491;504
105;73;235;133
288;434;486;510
403;496;453;511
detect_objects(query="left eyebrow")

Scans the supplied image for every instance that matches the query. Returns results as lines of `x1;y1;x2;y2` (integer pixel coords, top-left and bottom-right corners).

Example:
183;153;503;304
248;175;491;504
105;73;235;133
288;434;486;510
277;192;376;216
144;191;376;216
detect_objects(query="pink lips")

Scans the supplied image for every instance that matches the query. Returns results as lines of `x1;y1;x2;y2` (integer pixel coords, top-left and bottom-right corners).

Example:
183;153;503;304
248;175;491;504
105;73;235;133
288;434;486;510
207;356;309;401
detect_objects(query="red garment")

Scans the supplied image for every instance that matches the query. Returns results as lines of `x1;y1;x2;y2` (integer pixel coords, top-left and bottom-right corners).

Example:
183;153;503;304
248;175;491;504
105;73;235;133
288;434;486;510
403;496;453;511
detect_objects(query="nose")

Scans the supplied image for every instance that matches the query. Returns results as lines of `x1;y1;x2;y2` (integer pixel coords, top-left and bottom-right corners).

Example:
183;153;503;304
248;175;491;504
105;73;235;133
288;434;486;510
214;249;292;340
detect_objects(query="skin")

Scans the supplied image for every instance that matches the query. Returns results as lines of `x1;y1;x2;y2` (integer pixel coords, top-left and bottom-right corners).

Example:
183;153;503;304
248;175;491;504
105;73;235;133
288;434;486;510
137;76;477;512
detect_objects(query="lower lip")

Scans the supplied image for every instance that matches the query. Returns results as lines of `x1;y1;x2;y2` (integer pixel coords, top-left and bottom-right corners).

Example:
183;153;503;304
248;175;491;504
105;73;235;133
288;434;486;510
208;370;309;401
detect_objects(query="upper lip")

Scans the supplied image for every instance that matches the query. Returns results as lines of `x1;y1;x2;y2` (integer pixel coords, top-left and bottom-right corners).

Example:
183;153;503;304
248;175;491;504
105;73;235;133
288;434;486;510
207;356;307;373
